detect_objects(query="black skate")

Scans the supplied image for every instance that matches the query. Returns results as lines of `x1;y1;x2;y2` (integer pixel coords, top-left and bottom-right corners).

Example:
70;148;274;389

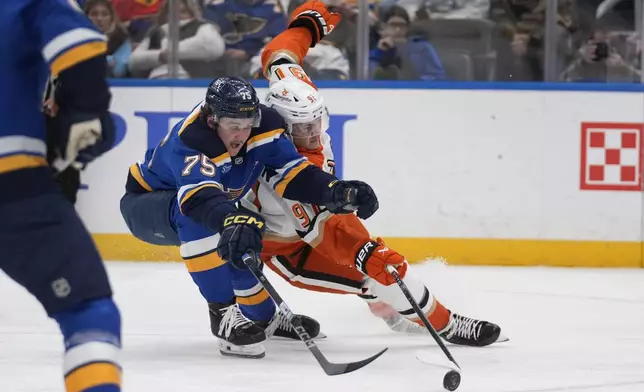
257;312;323;340
439;313;507;347
208;302;267;358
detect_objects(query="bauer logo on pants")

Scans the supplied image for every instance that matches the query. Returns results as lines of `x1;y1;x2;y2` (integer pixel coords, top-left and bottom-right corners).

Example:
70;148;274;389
580;122;644;191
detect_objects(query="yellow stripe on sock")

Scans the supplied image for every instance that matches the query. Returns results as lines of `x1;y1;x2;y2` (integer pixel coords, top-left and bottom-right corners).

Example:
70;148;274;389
236;288;270;305
65;362;121;392
185;252;227;273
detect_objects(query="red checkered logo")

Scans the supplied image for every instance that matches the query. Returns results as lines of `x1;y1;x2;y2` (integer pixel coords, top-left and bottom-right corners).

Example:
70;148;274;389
580;122;644;191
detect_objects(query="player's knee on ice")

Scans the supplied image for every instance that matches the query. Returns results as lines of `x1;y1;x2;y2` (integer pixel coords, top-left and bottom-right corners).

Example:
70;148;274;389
120;191;180;246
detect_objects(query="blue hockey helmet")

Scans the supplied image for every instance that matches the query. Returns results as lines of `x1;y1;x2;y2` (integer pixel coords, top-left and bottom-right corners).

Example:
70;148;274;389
205;77;260;125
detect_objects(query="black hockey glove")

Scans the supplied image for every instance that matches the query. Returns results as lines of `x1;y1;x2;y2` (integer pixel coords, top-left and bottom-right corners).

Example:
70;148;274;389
49;110;115;171
217;211;266;269
325;180;379;220
45;55;115;171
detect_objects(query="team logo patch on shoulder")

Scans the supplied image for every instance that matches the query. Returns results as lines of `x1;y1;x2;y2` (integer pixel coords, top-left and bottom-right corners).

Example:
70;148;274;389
222;163;232;173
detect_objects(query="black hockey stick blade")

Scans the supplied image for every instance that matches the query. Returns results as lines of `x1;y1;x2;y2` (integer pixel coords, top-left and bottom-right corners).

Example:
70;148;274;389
242;252;388;376
386;265;461;371
316;346;388;376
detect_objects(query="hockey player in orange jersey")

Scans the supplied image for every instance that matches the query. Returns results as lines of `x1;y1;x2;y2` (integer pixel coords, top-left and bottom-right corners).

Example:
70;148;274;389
243;1;507;346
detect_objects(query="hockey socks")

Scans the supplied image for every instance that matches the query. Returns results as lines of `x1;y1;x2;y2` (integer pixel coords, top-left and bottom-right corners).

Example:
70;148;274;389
52;298;121;392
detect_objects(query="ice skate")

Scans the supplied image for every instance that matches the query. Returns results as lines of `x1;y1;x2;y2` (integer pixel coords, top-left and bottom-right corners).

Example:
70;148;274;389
257;311;324;340
439;312;508;347
209;302;266;358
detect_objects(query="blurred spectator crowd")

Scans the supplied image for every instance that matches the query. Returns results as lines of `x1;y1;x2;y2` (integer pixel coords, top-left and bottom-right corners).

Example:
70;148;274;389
79;0;643;82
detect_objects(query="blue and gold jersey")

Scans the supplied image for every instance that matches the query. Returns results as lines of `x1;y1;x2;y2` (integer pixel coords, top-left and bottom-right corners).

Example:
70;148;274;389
0;0;106;177
127;103;332;227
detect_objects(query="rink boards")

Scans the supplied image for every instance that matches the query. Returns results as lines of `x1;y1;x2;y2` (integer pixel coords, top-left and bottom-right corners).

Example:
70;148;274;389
80;82;644;267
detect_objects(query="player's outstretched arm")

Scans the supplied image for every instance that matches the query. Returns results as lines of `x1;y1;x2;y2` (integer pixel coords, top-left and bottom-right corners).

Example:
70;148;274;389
261;0;341;78
276;162;379;221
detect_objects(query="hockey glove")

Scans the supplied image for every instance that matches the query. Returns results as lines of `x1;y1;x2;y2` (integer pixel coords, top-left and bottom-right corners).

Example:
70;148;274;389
288;1;341;47
326;180;379;220
49;110;115;171
217;211;266;269
355;238;408;286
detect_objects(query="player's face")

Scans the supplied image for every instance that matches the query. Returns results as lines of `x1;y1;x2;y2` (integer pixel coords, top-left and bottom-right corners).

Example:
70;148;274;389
217;117;254;156
291;118;322;150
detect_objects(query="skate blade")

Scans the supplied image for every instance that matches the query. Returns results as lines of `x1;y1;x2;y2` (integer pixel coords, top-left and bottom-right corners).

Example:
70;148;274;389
218;341;265;359
496;333;510;343
220;350;266;359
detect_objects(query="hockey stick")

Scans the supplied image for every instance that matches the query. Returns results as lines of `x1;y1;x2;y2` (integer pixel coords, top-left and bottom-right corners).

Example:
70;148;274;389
242;252;388;376
386;265;461;371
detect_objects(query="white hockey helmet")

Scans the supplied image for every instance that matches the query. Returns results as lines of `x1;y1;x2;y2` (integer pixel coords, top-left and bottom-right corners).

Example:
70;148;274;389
265;77;329;139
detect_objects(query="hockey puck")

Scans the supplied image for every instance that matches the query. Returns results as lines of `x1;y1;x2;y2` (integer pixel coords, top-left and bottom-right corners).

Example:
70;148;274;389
443;370;461;391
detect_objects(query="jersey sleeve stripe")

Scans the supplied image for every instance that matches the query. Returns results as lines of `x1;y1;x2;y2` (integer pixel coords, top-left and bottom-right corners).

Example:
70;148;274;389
267;157;305;188
0;136;47;157
128;164;152;191
0;155;48;174
246;128;284;151
178;182;224;213
43;28;106;62
50;41;107;76
274;160;312;196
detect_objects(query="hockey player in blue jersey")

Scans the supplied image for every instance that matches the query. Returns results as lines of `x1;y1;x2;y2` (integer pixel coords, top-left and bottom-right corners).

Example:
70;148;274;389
0;1;122;391
120;75;380;358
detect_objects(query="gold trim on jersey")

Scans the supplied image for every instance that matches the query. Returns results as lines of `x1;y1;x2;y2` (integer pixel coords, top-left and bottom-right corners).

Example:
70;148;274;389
51;41;107;76
179;182;224;213
246;128;284;151
0;154;47;174
274;160;312;196
128;164;152;191
212;151;231;166
177;106;203;136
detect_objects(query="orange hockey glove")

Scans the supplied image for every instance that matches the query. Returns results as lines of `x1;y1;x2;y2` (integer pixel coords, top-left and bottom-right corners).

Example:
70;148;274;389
355;238;408;286
288;1;341;47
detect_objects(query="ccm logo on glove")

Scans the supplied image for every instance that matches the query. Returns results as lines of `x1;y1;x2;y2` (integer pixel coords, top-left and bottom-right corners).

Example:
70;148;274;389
223;215;265;229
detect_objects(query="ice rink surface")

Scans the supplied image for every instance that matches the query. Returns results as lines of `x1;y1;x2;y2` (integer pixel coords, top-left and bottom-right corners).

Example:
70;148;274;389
2;260;644;392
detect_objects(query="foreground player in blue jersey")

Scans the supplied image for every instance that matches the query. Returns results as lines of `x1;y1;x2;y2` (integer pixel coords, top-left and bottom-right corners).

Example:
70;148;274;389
0;1;122;391
120;76;380;358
